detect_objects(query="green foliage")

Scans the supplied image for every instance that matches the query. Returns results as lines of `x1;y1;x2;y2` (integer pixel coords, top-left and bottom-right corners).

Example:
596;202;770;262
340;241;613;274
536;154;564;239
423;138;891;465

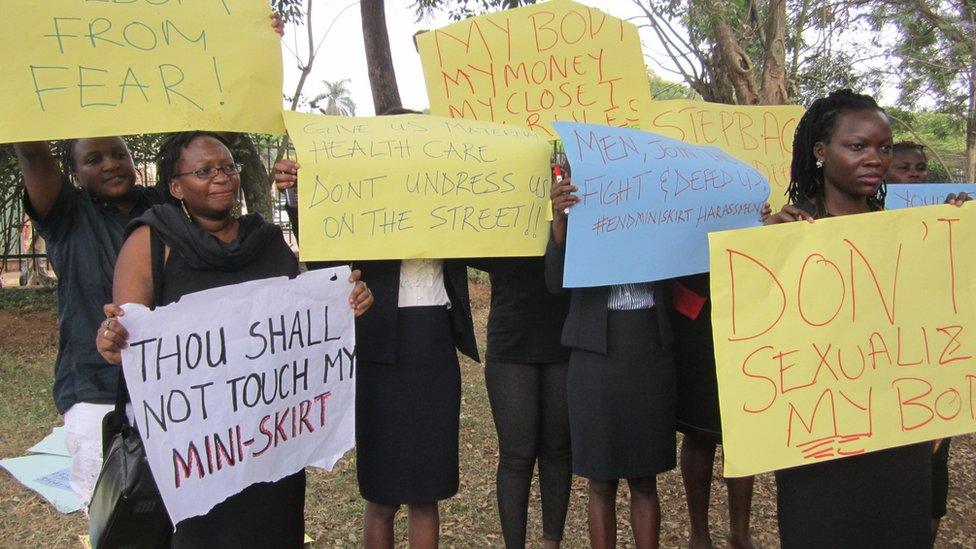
0;287;58;314
467;267;490;285
648;71;699;100
414;0;535;21
271;0;304;24
864;0;976;179
0;146;25;258
885;106;968;181
310;79;357;116
792;49;882;108
871;1;975;118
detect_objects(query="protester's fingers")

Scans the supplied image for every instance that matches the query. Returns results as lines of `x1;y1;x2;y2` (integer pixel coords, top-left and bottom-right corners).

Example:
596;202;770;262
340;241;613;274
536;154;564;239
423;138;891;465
549;183;578;200
765;205;813;225
100;349;122;366
947;191;970;207
273;160;299;190
101;329;128;352
101;317;129;347
348;269;362;283
96;333;123;365
550;175;574;193
274;159;300;174
348;281;368;303
270;12;285;37
103;303;125;319
352;282;373;317
784;205;815;223
552;194;579;213
760;202;772;222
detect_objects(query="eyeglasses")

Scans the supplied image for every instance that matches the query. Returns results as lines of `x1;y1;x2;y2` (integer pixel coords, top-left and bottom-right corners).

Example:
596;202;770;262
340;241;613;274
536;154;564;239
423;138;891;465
173;163;243;180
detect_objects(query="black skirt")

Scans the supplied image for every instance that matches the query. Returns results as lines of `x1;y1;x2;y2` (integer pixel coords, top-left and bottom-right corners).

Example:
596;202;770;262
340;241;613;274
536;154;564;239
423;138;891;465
669;274;723;444
775;443;932;548
356;306;461;504
567;309;676;480
171;471;306;548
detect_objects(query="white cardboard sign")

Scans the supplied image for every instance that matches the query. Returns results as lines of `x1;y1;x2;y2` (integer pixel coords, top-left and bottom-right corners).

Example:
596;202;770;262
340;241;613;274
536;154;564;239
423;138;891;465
119;267;356;525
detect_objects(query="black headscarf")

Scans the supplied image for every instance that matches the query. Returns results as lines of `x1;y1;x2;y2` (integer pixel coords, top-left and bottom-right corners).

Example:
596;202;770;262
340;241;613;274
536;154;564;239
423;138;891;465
127;204;283;272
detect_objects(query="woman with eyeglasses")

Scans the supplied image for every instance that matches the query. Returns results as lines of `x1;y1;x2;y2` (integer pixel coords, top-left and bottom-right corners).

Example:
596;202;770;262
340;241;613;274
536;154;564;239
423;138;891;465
95;131;372;546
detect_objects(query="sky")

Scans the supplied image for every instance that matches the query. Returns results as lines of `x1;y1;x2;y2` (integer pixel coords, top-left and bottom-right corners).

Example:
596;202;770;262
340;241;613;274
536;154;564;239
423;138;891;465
280;0;676;116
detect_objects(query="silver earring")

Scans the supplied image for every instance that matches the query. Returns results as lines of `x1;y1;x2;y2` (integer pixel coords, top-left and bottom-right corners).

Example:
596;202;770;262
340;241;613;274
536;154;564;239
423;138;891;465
815;159;824;169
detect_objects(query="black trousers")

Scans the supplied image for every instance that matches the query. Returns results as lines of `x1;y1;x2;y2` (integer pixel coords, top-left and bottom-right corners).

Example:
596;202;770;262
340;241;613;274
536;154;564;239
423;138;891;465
485;360;572;547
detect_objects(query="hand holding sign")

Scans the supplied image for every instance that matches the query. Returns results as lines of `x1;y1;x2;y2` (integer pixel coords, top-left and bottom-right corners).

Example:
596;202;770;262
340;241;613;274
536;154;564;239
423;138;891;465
283;112;552;261
553;122;771;287
709;206;976;477
117;268;357;525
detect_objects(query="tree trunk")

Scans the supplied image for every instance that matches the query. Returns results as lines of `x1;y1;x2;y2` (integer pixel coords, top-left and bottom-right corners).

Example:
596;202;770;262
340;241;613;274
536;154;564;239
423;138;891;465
712;18;759;105
233;134;274;219
361;0;402;115
968;66;976;182
758;0;789;105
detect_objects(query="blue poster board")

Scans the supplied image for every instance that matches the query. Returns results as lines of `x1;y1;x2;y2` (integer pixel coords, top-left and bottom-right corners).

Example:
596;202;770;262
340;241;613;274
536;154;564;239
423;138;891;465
553;122;770;287
0;454;81;513
885;183;975;209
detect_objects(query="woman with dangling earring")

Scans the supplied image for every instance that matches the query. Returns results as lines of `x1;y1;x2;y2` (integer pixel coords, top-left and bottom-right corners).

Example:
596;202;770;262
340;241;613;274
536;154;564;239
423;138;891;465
95;131;373;546
765;88;969;548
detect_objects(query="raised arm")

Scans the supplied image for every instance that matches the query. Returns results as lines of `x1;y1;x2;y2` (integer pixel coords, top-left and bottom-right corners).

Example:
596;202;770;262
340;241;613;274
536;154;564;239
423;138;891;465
96;226;155;364
113;225;155;307
14;142;64;219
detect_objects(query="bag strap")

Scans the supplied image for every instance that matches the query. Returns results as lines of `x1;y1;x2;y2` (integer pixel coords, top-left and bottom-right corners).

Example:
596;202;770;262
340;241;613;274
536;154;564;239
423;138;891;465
114;367;128;418
149;227;165;306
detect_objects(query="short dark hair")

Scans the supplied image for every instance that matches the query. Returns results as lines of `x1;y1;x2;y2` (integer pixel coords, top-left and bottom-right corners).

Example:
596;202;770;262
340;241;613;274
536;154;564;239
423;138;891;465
788;89;888;216
154;131;231;203
892;141;926;159
57;139;80;181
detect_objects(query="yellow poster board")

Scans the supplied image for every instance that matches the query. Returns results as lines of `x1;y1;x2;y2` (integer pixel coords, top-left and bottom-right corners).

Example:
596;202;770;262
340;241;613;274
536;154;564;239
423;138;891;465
417;0;652;139
283;112;552;260
709;205;976;477
645;101;805;212
1;0;284;143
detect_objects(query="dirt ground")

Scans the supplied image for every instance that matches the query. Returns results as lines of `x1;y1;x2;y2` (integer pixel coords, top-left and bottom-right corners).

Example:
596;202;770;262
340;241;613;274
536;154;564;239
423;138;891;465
0;284;974;548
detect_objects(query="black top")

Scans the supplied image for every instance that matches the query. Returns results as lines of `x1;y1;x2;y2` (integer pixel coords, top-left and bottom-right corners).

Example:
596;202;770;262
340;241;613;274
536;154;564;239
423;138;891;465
133;205;300;302
472;257;570;363
25;182;159;413
545;237;672;354
349;259;479;365
136;206;303;545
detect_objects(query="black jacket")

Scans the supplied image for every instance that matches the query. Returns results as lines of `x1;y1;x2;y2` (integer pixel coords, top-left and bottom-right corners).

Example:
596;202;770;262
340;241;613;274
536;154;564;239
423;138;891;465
544;238;672;354
353;259;479;365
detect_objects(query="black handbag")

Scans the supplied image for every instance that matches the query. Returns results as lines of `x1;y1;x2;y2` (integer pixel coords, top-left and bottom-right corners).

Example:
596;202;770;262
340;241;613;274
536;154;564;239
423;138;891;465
87;370;173;548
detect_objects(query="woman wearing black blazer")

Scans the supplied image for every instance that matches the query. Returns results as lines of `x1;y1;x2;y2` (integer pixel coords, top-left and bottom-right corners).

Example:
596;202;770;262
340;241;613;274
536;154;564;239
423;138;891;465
352;258;478;548
547;176;676;548
273;157;478;549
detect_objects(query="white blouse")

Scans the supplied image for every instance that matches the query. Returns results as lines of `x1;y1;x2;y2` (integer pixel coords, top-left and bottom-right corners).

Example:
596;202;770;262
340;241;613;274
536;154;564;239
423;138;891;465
398;259;452;308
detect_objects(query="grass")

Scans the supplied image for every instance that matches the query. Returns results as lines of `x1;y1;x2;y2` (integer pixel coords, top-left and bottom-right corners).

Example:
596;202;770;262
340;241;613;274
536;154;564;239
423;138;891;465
0;286;58;313
1;284;974;548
